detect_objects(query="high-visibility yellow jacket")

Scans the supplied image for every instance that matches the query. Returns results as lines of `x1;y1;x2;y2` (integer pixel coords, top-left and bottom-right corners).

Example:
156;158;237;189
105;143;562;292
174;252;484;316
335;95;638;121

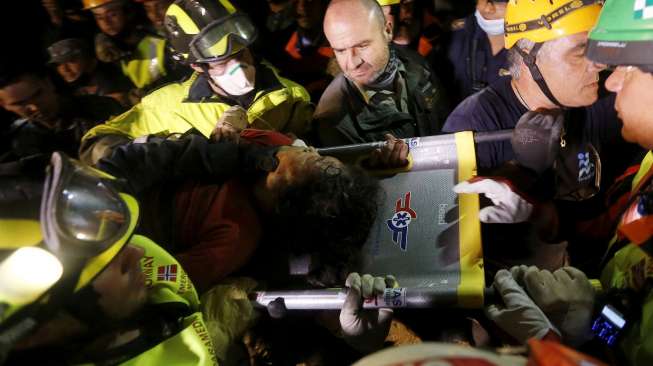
121;34;167;89
80;62;313;165
601;151;653;365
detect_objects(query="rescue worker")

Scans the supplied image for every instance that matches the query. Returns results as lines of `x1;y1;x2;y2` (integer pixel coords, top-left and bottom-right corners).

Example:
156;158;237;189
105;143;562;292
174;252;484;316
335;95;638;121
83;0;173;90
314;0;449;147
80;0;313;165
437;0;509;104
0;149;393;364
134;0;174;36
0;153;219;365
47;37;135;107
470;2;653;363
274;0;335;101
448;0;644;273
378;0;433;57
0;63;125;164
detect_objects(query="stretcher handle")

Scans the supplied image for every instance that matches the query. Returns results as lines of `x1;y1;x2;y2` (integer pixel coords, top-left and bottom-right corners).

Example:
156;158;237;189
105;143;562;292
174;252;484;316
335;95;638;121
316;130;514;156
250;287;496;310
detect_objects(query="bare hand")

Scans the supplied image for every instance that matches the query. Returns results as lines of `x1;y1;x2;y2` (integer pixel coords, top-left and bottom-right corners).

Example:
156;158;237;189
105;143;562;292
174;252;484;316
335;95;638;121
368;134;409;169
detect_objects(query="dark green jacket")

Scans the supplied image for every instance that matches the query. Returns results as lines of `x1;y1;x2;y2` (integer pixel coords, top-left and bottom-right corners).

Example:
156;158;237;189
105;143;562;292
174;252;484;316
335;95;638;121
313;46;449;147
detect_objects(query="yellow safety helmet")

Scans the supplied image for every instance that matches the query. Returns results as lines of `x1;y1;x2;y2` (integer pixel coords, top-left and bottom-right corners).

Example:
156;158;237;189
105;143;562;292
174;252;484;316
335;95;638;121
376;0;401;6
0;152;139;352
504;0;602;49
164;0;256;64
82;0;123;11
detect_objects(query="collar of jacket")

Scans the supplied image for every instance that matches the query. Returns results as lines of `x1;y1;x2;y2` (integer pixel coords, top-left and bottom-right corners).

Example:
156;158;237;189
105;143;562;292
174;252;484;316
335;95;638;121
354;55;407;105
185;61;284;104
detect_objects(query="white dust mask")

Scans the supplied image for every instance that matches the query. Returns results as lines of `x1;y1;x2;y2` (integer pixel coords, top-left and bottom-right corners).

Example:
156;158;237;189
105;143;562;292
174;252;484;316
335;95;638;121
475;10;504;36
210;62;256;96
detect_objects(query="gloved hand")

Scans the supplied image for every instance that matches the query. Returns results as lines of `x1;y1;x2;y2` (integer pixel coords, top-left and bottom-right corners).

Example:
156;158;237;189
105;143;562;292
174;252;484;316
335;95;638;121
511;265;595;346
512;110;564;175
211;105;249;143
95;33;126;63
200;277;259;358
453;178;534;223
368;134;409;169
340;272;398;354
485;269;559;344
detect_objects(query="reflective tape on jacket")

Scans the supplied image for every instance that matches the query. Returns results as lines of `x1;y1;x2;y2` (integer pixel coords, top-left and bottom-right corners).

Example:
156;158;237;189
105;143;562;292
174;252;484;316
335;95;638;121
601;151;653;365
82;63;312;143
121;35;167;89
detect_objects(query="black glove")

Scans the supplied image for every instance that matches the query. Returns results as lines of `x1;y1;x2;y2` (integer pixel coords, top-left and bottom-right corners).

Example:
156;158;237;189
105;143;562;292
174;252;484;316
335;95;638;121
512;110;564;175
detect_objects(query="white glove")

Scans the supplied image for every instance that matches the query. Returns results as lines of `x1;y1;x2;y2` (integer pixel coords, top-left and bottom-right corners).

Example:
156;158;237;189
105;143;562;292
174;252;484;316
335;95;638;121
340;273;397;354
512;265;595;346
453;178;533;223
485;269;559;344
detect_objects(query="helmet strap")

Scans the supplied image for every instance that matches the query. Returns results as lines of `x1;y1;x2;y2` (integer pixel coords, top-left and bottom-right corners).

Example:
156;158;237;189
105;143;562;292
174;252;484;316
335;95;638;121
514;43;566;109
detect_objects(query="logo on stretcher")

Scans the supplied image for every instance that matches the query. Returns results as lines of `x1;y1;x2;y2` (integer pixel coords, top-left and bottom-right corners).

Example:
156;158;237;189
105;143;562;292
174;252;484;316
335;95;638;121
386;192;417;251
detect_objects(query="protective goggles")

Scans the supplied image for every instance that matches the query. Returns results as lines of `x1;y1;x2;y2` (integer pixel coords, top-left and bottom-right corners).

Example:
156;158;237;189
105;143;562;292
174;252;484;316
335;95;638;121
41;153;134;258
189;13;257;63
1;152;138;327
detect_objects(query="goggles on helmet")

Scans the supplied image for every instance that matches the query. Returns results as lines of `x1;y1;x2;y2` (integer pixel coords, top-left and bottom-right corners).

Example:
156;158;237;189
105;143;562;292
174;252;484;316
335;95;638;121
41;153;132;259
0;152;139;353
189;13;257;63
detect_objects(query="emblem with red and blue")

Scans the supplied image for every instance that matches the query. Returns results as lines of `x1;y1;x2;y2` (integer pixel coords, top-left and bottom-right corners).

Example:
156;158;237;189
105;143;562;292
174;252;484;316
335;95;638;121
386;192;417;251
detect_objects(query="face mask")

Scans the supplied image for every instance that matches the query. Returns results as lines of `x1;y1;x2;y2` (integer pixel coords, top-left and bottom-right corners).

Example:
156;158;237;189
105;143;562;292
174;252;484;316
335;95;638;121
474;10;504;36
210;62;255;96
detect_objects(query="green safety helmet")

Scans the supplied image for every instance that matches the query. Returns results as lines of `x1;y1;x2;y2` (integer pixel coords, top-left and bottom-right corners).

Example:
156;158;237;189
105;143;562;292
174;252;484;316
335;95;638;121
587;0;653;72
163;0;257;64
0;152;139;353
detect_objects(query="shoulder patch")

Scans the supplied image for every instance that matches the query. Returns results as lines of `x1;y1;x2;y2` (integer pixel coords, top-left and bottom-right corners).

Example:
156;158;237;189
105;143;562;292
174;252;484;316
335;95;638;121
451;18;466;31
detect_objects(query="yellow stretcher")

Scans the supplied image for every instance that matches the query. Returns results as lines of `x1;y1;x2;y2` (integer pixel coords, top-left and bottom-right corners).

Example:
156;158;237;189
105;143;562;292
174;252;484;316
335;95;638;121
252;130;513;310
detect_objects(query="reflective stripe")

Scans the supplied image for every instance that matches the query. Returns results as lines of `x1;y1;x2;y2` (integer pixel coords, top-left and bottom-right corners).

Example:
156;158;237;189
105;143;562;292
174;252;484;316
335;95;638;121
600;152;653;364
121;36;167;89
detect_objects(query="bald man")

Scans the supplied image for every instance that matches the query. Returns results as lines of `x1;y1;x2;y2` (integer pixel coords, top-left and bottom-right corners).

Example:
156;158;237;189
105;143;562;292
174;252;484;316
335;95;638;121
312;0;449;147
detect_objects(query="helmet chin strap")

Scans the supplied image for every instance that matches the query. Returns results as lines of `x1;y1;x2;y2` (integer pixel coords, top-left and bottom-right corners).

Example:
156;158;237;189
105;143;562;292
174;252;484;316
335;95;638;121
514;43;566;109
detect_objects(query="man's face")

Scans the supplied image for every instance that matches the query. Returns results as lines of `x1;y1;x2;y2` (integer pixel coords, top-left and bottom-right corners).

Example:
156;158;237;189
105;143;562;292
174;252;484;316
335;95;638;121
92;244;147;320
536;32;604;107
143;0;171;29
91;3;127;37
325;12;391;86
294;0;325;30
605;66;653;149
193;49;257;96
0;75;60;123
55;57;88;83
477;0;507;21
264;146;344;196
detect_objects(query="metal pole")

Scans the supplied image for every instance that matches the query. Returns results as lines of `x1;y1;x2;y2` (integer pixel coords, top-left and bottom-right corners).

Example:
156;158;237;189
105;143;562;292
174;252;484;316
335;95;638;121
315;130;513;156
251;287;495;310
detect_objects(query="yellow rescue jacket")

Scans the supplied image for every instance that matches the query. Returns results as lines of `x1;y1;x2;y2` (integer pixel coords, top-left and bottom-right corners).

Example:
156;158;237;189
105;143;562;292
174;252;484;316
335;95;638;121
601;151;653;365
120;34;167;89
83;235;219;365
81;62;313;165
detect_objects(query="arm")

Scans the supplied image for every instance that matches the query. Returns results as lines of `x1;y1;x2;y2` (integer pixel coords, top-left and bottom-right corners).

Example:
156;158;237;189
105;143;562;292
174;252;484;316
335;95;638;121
98;135;274;195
